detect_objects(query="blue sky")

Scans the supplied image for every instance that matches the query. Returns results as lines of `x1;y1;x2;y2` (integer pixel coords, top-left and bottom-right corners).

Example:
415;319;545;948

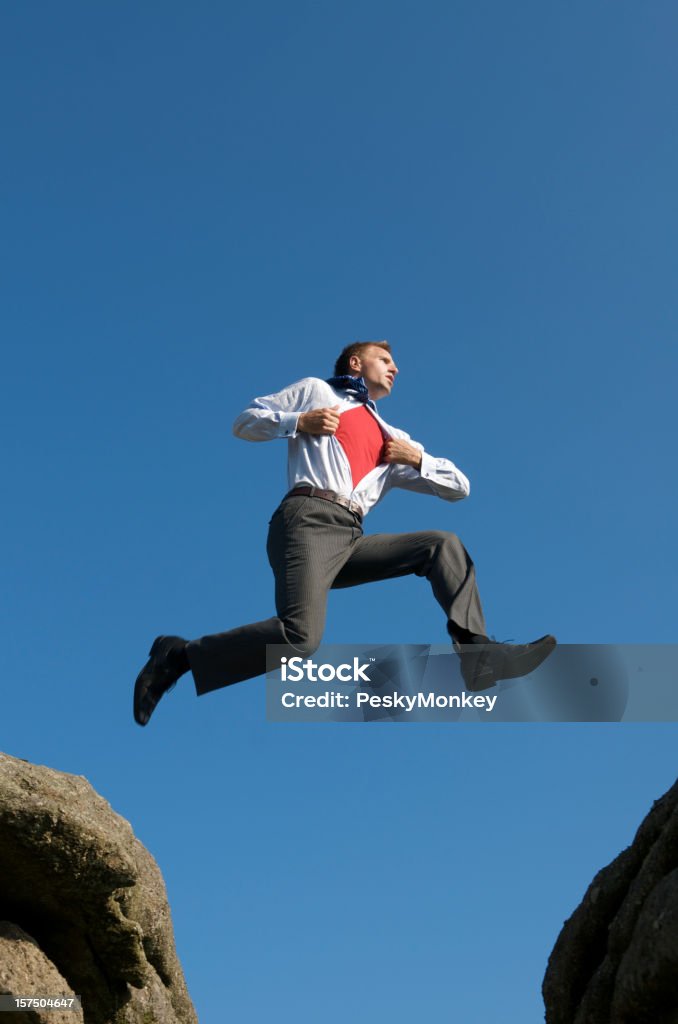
3;3;677;1021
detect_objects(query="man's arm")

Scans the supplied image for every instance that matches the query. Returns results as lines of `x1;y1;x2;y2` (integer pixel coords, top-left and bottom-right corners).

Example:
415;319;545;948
297;406;341;435
233;377;337;441
382;438;423;471
383;432;471;503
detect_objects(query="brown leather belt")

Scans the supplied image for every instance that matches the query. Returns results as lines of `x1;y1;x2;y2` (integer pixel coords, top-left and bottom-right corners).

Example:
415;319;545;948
286;485;363;521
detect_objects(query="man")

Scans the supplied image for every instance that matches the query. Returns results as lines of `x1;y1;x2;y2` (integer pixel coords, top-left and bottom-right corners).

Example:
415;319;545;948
134;340;555;725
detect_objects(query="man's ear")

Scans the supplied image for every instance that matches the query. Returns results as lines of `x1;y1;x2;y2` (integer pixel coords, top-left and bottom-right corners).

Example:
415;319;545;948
348;355;362;375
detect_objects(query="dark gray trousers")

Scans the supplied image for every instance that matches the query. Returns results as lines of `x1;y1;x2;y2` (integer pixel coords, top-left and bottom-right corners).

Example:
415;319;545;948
186;495;487;695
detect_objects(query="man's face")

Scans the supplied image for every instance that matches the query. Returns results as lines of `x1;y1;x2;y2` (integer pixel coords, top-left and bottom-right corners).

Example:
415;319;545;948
349;345;399;400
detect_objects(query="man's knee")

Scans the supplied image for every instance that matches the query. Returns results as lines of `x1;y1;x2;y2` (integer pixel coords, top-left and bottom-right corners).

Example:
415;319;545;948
429;530;470;567
429;530;462;554
412;531;463;577
292;637;322;658
282;623;323;658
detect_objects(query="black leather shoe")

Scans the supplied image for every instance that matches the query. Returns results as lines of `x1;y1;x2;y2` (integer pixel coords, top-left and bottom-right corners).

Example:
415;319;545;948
454;634;557;692
133;635;187;726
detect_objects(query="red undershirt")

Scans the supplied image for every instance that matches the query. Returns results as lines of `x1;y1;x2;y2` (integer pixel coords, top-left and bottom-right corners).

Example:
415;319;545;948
334;405;387;488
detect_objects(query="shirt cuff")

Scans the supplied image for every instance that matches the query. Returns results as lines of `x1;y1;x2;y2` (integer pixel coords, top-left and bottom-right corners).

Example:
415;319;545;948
419;451;436;479
277;412;299;438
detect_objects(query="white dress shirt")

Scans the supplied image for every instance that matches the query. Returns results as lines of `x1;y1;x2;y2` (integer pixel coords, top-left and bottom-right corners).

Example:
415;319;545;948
233;377;470;518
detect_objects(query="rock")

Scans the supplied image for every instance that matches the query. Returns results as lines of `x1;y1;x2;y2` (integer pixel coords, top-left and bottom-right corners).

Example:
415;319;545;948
0;921;84;1024
543;777;678;1024
0;752;197;1024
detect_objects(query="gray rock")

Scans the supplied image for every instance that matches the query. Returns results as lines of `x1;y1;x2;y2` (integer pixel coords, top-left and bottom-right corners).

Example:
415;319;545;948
0;921;84;1024
0;752;197;1024
543;777;678;1024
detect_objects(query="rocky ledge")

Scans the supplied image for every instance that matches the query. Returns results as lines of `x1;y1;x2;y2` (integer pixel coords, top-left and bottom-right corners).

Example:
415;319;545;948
0;752;197;1024
544;777;678;1024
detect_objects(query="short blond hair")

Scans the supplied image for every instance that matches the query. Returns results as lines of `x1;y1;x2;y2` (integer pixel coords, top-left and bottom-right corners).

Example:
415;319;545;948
333;340;391;376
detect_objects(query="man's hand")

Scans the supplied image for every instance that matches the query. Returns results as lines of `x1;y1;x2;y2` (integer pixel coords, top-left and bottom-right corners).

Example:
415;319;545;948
297;406;341;436
382;438;423;470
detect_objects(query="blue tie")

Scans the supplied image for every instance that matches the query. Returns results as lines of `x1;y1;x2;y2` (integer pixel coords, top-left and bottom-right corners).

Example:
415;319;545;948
326;375;376;411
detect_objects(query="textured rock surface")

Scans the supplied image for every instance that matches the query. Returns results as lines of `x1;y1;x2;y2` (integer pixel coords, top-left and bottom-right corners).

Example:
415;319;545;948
0;921;84;1024
543;777;678;1024
0;752;197;1024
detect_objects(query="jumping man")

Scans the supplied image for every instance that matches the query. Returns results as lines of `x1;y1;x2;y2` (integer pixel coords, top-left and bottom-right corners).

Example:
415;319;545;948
134;340;556;725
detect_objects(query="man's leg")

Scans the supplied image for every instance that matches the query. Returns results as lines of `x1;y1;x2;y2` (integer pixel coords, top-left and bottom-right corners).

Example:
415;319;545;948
332;529;487;636
134;497;361;723
332;529;555;690
186;496;360;695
